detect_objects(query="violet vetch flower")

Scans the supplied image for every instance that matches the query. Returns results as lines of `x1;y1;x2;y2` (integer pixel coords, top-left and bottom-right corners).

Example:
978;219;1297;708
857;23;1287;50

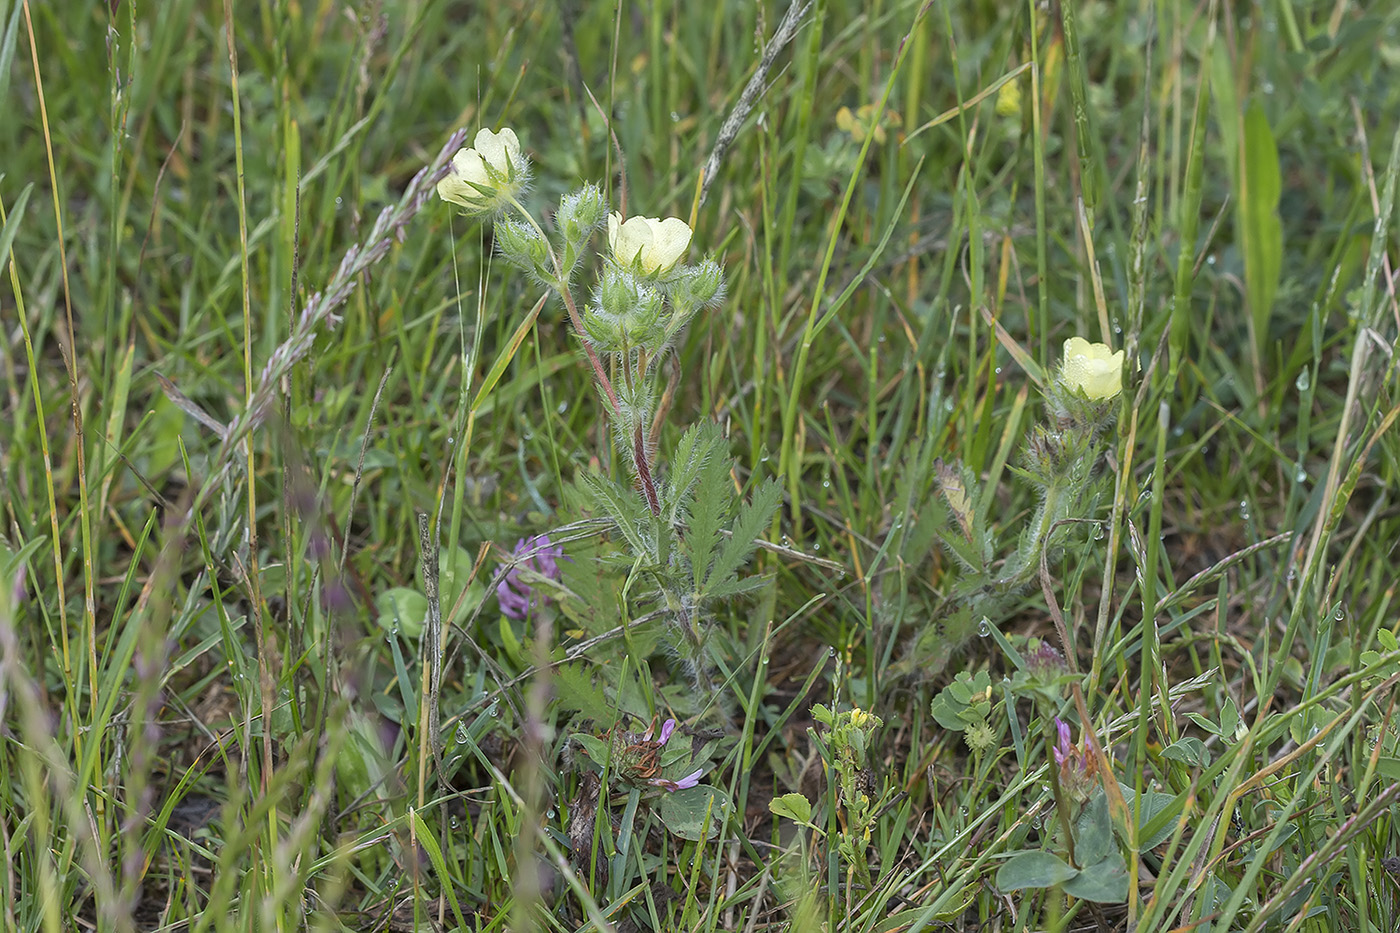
650;768;704;793
1051;716;1100;805
1052;717;1073;768
656;718;677;746
497;534;565;620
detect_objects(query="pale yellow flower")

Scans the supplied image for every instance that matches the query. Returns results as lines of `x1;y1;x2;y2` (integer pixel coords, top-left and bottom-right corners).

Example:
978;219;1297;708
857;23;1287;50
1061;337;1125;400
607;213;692;276
996;78;1023;117
437;127;526;212
836;104;894;145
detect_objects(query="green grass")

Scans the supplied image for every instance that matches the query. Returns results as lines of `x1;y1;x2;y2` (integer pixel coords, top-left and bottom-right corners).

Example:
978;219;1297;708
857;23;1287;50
4;0;1400;929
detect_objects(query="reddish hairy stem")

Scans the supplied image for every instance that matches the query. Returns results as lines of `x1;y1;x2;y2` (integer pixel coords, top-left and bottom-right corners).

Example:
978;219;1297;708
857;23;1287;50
632;423;661;515
557;288;622;413
557;284;661;516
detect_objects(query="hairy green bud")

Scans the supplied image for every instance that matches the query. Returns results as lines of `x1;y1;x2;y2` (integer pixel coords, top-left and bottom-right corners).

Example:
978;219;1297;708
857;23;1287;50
556;184;608;248
494;216;551;280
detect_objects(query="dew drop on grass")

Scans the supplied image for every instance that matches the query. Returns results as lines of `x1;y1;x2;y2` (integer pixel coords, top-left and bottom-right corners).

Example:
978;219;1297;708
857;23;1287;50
1093;523;1105;540
547;809;556;819
1295;370;1311;392
446;436;454;445
761;656;770;666
1334;606;1345;622
488;701;500;717
977;618;990;637
1172;424;1184;437
828;646;837;657
449;817;459;829
557;401;569;414
456;724;469;744
1295;464;1308;483
1238;500;1251;521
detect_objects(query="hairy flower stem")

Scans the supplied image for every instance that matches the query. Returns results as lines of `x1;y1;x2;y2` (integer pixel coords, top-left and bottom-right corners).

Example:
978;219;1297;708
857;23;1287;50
506;195;663;517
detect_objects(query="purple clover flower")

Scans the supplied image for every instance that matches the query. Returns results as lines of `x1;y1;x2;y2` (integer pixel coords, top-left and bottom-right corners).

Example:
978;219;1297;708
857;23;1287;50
497;534;565;620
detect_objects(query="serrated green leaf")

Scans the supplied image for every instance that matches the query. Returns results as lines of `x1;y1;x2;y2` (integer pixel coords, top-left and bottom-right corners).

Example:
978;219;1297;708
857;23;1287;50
995;851;1078;891
703;478;781;593
579;471;652;561
702;573;772;602
554;663;614;721
684;442;732;592
664;422;722;523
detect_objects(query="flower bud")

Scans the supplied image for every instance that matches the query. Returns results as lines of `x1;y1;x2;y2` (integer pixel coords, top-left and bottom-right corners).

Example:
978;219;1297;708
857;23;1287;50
678;257;725;308
598;265;641;318
556;184;608;248
494;216;550;277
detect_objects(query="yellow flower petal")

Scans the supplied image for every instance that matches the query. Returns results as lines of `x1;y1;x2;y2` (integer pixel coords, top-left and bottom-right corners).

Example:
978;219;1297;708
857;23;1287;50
1061;336;1124;400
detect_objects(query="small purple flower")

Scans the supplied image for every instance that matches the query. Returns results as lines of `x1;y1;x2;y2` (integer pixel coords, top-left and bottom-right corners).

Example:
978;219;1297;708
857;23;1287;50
657;718;677;746
1026;640;1068;679
1052;717;1072;768
497;534;565;620
649;768;704;793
